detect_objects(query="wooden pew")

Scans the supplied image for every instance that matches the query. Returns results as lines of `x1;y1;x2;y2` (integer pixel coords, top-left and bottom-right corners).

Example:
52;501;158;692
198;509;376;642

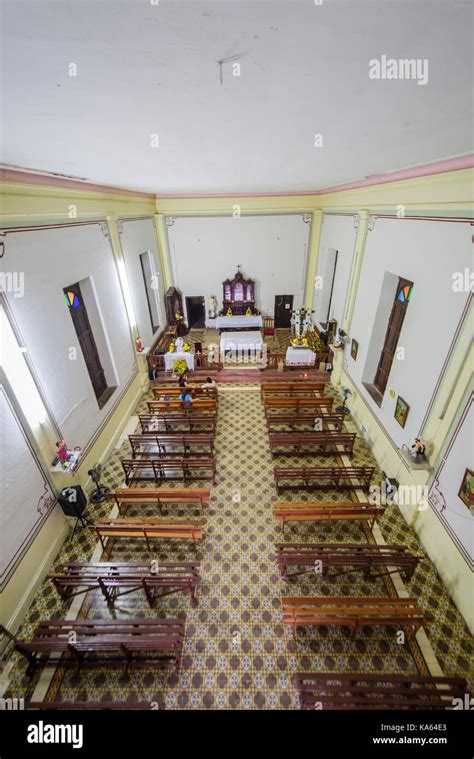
96;517;205;550
274;465;374;493
281;596;428;638
148;398;217;414
266;413;345;432
108;487;210;515
269;432;356;457
139;413;217;434
128;433;214;458
152;385;217;400
273;503;383;532
264;397;334;414
15;618;185;677
51;560;201;606
274;543;419;582
260;381;325;397
121;458;216;485
295;672;467;710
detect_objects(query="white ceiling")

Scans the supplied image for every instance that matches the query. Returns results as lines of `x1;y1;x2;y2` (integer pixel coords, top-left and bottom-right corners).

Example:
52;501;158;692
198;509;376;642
2;0;472;194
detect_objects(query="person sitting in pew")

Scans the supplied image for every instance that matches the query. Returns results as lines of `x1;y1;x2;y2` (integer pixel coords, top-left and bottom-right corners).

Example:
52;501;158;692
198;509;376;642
178;389;193;407
201;376;217;392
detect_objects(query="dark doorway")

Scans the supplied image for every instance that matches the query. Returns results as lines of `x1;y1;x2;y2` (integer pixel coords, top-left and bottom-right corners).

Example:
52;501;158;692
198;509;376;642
185;296;206;328
64;282;108;403
274;295;293;327
374;278;413;395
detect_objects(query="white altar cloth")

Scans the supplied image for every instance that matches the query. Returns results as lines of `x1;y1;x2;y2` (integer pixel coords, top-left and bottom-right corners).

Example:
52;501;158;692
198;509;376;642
285;346;316;366
212;315;263;330
164;351;195;371
220;330;263;358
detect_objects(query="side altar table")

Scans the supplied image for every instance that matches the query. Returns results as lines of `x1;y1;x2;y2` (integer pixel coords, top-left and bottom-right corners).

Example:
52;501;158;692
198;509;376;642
164;351;195;371
285;346;316;366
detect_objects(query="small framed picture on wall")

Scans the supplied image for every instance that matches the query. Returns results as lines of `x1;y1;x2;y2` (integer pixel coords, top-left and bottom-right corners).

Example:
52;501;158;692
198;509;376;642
394;395;410;428
350;339;359;361
458;468;474;511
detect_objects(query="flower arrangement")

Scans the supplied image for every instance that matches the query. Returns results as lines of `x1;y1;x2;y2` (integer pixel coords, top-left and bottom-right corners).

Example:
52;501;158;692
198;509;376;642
226;308;233;316
169;342;175;352
173;357;188;375
183;342;190;352
175;311;182;320
245;307;252;316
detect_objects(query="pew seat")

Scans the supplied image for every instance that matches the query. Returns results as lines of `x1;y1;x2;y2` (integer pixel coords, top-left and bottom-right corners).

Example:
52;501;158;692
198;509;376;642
273;502;383;532
295;672;467;710
148;398;217;414
128;433;214;458
274;465;374;493
264;397;334;414
152;385;217;400
51;560;200;606
260;381;325;397
15;618;185;677
266;413;345;432
139;413;216;434
274;543;419;582
122;458;216;485
96;517;205;550
282;596;427;638
269;432;356;457
108;487;211;515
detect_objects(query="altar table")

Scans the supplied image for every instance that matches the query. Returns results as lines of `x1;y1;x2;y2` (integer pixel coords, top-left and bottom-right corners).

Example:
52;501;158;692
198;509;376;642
212;315;263;331
220;330;264;359
164;351;195;371
285;346;316;366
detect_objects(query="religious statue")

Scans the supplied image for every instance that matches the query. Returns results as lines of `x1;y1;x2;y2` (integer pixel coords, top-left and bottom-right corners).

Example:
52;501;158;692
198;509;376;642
209;295;217;319
175;336;184;352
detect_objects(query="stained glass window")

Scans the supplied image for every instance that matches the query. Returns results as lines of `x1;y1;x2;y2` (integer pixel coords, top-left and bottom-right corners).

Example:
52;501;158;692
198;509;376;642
65;291;80;308
397;285;412;303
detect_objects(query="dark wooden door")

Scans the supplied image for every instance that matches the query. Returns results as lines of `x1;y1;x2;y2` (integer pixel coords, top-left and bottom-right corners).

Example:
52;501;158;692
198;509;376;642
274;295;293;327
374;278;413;395
64;283;108;401
185;296;205;328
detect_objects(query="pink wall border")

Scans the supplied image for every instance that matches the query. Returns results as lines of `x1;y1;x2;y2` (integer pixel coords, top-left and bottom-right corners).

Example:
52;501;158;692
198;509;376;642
1;154;472;201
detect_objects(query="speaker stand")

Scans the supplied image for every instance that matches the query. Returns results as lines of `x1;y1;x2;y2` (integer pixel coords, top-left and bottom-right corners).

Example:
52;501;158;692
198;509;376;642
69;514;94;542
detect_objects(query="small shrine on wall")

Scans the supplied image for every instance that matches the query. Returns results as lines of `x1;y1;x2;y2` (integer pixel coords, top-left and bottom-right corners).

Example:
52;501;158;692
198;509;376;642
220;266;258;315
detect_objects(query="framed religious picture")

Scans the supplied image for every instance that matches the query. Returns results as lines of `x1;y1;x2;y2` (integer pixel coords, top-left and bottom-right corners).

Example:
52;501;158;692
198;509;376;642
458;468;474;511
350;338;359;361
394;395;409;428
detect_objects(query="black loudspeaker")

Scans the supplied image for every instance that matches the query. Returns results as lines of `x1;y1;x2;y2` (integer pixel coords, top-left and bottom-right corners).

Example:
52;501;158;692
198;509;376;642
58;486;87;517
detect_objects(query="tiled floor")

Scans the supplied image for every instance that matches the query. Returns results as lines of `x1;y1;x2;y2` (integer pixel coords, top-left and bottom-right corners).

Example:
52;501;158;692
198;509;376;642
3;381;473;708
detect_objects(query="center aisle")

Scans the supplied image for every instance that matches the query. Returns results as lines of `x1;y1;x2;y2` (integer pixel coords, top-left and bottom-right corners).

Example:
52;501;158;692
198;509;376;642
185;385;295;709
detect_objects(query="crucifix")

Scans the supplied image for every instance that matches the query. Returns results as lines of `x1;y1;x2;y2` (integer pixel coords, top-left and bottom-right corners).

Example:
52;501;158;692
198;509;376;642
237;264;242;274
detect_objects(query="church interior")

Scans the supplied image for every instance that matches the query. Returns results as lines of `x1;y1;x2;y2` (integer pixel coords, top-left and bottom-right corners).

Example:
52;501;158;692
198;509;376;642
0;0;473;724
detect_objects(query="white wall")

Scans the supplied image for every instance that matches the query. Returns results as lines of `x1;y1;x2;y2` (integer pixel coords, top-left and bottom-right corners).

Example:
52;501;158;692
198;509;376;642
313;214;356;327
429;397;473;566
167;214;310;318
0;389;55;588
346;218;471;447
1;223;136;450
120;218;166;348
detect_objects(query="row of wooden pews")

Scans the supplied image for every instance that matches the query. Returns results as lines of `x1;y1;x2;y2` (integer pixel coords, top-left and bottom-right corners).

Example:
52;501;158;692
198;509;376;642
14;386;222;688
262;379;464;709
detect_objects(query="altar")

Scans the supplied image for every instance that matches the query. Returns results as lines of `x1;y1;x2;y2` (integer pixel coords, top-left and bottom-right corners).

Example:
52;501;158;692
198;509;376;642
285;346;316;366
220;330;264;361
164;351;195;371
213;314;263;331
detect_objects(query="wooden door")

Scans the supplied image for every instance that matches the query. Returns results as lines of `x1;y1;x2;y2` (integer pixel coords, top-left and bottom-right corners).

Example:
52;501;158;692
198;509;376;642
374;278;413;395
274;295;293;327
64;283;108;401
